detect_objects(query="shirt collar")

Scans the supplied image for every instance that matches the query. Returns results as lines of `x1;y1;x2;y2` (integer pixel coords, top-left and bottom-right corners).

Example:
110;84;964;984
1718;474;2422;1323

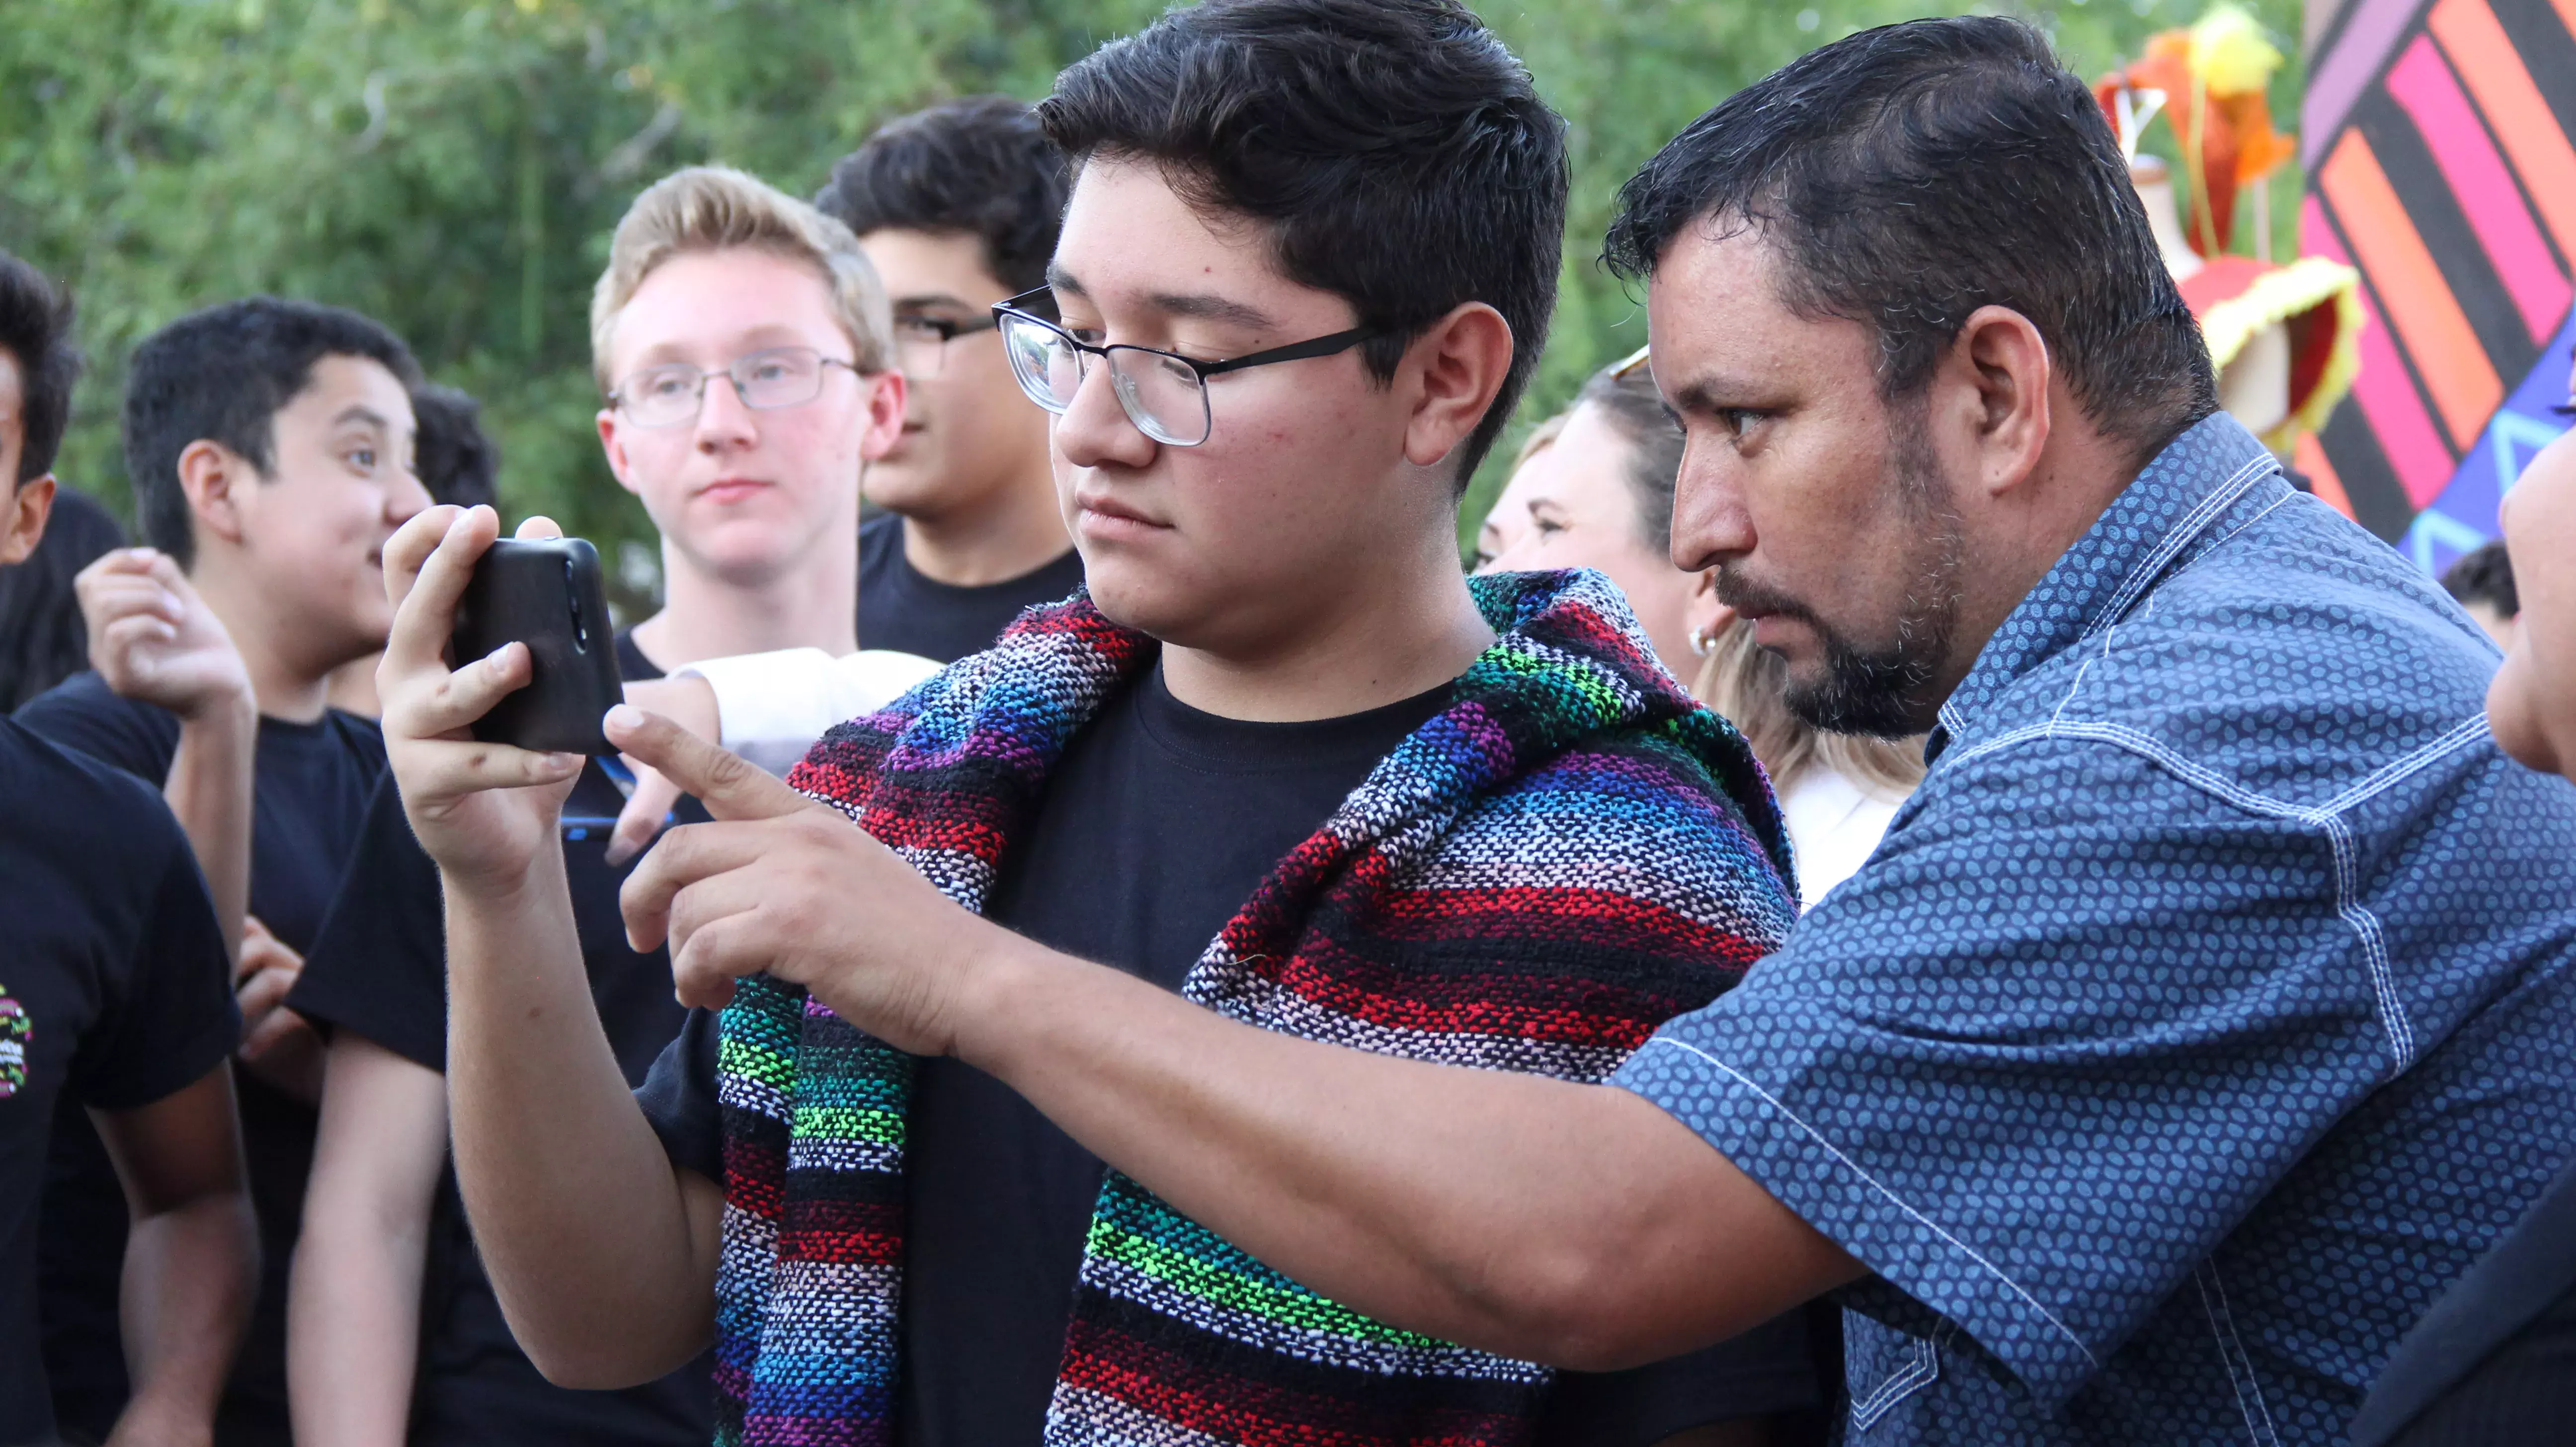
1927;412;2283;759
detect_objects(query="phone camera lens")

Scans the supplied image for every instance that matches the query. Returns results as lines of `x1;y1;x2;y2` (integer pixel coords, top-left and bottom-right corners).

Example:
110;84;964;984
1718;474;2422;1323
564;557;588;651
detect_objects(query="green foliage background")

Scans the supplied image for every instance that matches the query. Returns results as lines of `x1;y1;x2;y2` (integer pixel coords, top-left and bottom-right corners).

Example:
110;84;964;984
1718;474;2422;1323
0;0;2303;601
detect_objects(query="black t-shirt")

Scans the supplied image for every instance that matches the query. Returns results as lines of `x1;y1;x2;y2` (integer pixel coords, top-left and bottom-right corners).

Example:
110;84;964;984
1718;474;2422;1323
0;719;239;1447
17;673;385;1447
637;664;1823;1445
286;631;711;1446
858;511;1083;664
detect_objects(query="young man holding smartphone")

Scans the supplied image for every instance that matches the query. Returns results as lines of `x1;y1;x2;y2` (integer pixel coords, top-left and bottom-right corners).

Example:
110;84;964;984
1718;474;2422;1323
378;4;1832;1445
18;294;427;1447
283;165;924;1447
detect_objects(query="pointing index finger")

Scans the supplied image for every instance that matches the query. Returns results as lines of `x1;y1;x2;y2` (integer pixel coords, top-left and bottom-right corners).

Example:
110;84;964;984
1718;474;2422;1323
604;705;807;823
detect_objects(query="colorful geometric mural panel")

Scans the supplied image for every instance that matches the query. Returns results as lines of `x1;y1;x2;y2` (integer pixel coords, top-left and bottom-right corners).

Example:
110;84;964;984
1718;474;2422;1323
2303;0;2576;564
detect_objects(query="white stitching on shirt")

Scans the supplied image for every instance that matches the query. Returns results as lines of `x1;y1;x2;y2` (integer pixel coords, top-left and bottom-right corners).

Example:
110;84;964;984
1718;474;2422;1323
2316;714;2493;816
1643;1035;2102;1365
2325;814;2415;1070
2192;492;2294;564
1943;716;2489;828
1850;1329;1942;1432
2088;452;2278;638
2193;1260;2283;1447
2049;618;2118;730
1940;718;2486;1072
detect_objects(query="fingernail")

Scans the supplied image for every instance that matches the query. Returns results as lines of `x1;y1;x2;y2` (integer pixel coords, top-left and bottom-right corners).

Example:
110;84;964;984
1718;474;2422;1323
550;752;584;773
604;704;644;732
604;838;635;867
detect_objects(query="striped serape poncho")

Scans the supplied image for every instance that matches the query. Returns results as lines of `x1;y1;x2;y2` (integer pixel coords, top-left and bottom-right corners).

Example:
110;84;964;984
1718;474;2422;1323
716;566;1800;1446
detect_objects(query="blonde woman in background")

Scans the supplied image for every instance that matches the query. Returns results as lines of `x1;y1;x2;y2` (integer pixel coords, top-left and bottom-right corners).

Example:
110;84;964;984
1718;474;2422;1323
1479;349;1923;907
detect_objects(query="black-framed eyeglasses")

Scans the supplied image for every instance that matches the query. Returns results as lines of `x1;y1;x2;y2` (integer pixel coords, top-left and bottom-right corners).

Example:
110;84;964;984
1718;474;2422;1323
892;312;1002;380
991;286;1380;447
609;346;861;429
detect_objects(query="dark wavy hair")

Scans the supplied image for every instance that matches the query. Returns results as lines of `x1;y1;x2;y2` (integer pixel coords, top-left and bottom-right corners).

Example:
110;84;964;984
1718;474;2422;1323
123;296;421;568
1039;0;1568;487
2441;540;2517;619
0;250;82;485
1605;16;2216;461
411;382;501;510
816;96;1070;296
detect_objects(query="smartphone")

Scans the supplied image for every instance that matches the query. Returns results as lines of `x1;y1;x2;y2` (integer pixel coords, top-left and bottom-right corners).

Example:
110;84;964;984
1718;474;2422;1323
448;537;624;756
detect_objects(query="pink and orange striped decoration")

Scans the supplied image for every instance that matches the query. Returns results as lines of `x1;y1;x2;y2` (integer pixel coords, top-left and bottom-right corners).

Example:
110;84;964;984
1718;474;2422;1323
2302;0;2576;572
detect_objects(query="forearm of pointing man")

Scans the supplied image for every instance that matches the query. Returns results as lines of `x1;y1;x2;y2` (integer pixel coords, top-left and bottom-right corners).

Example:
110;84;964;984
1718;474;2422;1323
376;505;720;1387
612;708;1862;1368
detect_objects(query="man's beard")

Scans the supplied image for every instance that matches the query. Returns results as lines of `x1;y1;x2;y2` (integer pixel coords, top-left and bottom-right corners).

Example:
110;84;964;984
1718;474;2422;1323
1714;416;1965;738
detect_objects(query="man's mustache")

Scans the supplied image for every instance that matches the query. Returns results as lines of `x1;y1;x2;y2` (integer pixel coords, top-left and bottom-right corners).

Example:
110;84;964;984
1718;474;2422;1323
1711;568;1825;635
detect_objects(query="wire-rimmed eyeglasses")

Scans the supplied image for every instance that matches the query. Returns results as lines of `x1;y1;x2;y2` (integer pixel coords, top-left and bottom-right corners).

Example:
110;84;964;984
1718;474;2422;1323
609;346;860;429
991;286;1381;447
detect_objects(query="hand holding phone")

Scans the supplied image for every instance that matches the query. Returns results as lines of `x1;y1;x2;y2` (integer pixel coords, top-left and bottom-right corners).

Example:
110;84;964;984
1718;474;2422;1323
448;537;625;755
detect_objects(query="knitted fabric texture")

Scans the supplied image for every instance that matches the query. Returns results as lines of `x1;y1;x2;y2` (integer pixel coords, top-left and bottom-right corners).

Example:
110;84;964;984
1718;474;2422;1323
711;567;1800;1447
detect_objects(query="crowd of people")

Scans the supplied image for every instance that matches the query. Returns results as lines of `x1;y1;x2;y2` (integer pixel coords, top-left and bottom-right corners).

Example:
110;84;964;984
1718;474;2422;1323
0;2;2570;1446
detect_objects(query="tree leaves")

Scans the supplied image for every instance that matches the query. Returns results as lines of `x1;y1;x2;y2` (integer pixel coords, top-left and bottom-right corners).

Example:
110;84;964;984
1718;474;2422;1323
0;0;2300;590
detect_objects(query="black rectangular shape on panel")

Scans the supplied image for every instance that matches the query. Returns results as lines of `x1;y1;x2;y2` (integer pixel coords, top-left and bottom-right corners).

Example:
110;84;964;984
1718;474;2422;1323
2320;399;2421;543
2493;0;2576;152
2351;89;2540;389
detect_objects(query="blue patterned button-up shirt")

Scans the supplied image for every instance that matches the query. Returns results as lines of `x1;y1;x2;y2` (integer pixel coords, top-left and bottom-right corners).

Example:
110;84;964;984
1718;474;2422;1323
1614;414;2576;1444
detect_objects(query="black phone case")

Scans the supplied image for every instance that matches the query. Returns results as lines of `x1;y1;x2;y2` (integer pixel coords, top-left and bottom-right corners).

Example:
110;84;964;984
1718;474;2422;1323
448;538;625;756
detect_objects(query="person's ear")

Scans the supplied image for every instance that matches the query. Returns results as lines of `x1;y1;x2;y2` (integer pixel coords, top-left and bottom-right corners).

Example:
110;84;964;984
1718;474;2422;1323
1402;301;1515;474
1943;305;2053;501
1684;568;1736;652
176;440;252;553
0;473;57;566
856;371;908;464
596;409;645;500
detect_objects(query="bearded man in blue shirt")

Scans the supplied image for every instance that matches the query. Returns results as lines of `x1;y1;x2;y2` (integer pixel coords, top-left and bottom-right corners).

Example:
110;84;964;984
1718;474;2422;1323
502;15;2570;1446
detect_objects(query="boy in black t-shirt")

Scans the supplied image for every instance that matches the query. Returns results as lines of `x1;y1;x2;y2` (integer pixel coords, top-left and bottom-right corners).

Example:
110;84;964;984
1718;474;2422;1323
16;296;426;1447
604;100;1085;859
820;97;1083;664
284;165;919;1446
0;250;256;1447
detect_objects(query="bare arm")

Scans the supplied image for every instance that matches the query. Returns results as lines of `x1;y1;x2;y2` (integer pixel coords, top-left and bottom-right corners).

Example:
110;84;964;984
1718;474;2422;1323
159;697;256;959
444;855;724;1385
614;714;1863;1370
375;504;720;1388
76;548;257;960
233;919;323;1104
92;1067;258;1447
289;1035;447;1445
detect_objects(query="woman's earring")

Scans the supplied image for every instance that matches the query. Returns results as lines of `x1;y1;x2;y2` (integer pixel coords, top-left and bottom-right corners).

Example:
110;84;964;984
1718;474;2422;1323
1690;625;1719;658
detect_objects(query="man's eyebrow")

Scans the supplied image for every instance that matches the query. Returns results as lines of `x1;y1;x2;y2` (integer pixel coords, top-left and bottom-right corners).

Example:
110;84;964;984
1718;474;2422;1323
1666;375;1770;414
1039;264;1274;332
1142;290;1275;332
891;291;973;312
331;405;391;431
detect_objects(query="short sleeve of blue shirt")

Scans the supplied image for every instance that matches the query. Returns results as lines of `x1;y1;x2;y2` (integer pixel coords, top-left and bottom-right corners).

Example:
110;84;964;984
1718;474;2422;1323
1612;730;2396;1410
